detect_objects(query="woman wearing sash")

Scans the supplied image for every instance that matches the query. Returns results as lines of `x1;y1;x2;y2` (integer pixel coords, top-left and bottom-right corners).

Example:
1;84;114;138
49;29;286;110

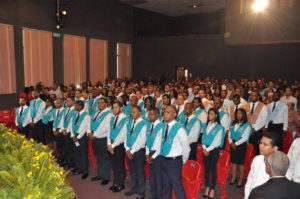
157;94;171;121
42;97;55;146
193;97;207;144
202;108;225;199
229;108;251;187
143;96;156;122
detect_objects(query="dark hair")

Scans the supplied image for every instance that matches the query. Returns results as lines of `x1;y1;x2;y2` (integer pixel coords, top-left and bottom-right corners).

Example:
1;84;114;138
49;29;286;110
107;96;115;104
192;97;205;109
144;96;156;109
232;108;248;125
132;105;141;113
99;97;108;104
121;95;129;106
232;94;241;100
23;87;30;93
206;108;221;125
149;107;159;114
113;101;123;108
19;97;27;102
263;132;281;148
162;94;171;105
67;95;75;101
75;100;85;109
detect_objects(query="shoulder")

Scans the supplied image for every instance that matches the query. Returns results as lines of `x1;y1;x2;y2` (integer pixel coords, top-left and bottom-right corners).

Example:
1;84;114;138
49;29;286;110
252;155;264;164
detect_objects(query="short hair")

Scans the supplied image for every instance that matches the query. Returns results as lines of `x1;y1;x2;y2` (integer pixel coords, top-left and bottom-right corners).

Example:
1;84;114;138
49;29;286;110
113;101;123;108
267;151;289;176
149;107;159;114
19;97;27;102
67;96;75;101
99;97;108;104
132;105;141;113
263;132;281;147
75;100;85;109
232;94;241;99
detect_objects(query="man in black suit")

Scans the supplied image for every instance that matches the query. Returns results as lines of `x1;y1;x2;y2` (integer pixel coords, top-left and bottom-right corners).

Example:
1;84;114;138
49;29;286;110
248;151;300;199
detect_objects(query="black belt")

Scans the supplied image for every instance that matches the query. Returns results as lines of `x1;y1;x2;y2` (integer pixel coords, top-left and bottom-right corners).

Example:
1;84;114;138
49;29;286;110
164;155;182;160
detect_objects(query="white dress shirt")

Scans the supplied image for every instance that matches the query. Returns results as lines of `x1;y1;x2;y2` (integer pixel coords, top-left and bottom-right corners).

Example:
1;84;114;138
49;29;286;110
185;114;201;144
220;109;231;131
70;110;90;139
249;102;268;131
193;107;207;126
201;97;210;112
176;104;185;116
281;96;298;110
53;107;65;131
44;106;54;122
145;119;163;159
91;108;113;138
244;155;269;199
223;99;233;110
15;105;30;127
228;123;252;146
286;138;300;183
202;122;223;152
64;106;75;133
31;98;46;123
266;101;288;131
107;112;128;148
124;117;147;155
163;120;190;164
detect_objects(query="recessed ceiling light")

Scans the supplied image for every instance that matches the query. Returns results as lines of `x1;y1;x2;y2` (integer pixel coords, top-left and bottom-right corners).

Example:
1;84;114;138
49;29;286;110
187;3;204;8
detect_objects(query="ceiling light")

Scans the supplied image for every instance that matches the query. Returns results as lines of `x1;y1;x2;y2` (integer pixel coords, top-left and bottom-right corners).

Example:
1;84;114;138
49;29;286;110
252;0;269;12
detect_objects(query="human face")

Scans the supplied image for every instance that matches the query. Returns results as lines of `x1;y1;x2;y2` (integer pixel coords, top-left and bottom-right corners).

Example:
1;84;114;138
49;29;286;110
66;98;74;107
55;99;63;109
163;96;170;105
232;97;240;105
130;96;138;106
75;91;81;99
163;106;176;123
19;98;27;106
32;90;39;99
287;102;294;111
131;107;140;120
236;110;243;121
184;103;193;116
98;99;107;111
221;91;227;99
250;92;258;102
149;110;158;123
112;103;121;115
208;110;217;122
213;99;221;110
192;99;200;109
75;103;82;112
259;136;278;156
198;90;206;98
136;91;142;99
177;95;184;105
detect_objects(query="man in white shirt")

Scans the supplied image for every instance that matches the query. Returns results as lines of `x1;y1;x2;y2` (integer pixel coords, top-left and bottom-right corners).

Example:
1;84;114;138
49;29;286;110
244;132;280;199
70;100;91;180
213;97;230;132
161;105;190;199
50;83;62;98
175;94;187;122
88;98;113;185
281;87;298;111
15;97;31;138
266;91;288;151
124;105;147;199
146;107;164;199
286;137;300;183
107;101;128;192
198;89;210;112
229;94;245;121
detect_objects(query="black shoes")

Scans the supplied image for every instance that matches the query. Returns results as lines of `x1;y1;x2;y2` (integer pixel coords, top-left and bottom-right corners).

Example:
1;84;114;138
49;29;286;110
81;173;89;179
112;186;125;192
109;185;117;190
229;178;237;185
101;180;110;185
91;176;102;181
72;170;81;175
124;191;136;196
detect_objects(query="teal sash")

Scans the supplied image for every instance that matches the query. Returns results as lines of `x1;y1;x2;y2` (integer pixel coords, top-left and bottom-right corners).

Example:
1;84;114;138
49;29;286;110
42;107;55;124
16;107;29;125
63;108;77;129
123;104;132;117
126;119;147;148
88;97;99;115
161;123;181;156
176;111;185;122
219;110;228;121
29;99;43;118
146;122;164;150
110;116;128;141
230;122;251;142
53;108;66;129
182;117;200;136
202;123;225;147
90;110;112;131
138;101;144;109
269;101;285;121
72;112;88;136
193;108;205;117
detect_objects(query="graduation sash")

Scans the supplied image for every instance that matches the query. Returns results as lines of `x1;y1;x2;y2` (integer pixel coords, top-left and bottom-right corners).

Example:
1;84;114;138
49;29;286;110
88;97;99;115
202;124;225;147
146;122;164;150
176;110;185;122
229;122;251;142
16;107;29;125
123;104;132;117
110;116;128;141
90;110;112;131
42;107;55;124
193;108;205;117
63;108;77;129
53;108;66;129
219;109;228;121
126;119;147;148
72;112;88;136
268;101;285;122
161;122;181;156
182;116;200;136
29;99;43;118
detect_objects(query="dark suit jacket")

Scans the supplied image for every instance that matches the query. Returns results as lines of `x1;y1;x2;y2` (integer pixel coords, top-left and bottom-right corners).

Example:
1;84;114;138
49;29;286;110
248;177;300;199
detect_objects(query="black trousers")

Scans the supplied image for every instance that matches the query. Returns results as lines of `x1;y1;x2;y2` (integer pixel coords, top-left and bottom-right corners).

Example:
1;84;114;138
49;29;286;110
18;125;30;138
93;137;111;181
268;122;283;151
250;128;263;155
64;132;74;165
149;155;163;199
109;144;126;187
56;132;66;162
31;120;45;144
189;142;198;160
203;148;219;189
128;148;146;197
74;135;89;174
162;156;186;199
43;121;54;143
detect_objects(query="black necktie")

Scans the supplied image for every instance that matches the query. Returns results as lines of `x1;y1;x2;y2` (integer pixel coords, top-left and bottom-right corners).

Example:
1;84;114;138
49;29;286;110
251;102;256;115
184;117;189;126
57;109;60;118
272;102;276;112
164;124;169;142
33;100;37;108
235;105;238;111
75;113;80;124
177;105;180;113
150;123;154;134
20;107;24;117
65;108;70;121
94;111;101;122
113;115;119;129
130;120;136;134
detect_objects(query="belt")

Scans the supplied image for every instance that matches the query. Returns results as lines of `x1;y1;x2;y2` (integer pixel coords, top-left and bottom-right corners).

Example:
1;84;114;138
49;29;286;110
164;155;182;160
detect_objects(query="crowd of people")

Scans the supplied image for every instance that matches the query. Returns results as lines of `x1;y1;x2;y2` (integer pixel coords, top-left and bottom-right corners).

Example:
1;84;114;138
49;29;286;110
14;76;300;199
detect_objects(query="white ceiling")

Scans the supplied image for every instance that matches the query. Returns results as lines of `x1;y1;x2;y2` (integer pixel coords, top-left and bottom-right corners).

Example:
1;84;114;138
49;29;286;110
120;0;226;17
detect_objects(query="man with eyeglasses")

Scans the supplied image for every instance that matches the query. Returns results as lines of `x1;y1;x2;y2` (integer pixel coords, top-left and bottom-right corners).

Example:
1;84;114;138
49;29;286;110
244;132;280;199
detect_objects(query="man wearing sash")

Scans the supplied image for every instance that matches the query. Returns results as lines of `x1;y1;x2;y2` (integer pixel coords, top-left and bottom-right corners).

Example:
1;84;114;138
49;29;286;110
15;97;31;138
213;97;230;132
198;89;211;112
29;89;46;143
245;91;268;154
175;94;186;122
161;105;190;199
266;91;288;151
124;95;138;117
146;107;164;199
107;101;128;192
124;105;147;199
88;97;113;185
180;103;201;160
70;100;90;179
229;94;246;121
88;89;101;116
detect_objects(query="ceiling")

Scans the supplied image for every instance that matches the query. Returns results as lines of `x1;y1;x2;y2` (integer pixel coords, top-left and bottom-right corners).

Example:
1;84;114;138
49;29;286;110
120;0;226;17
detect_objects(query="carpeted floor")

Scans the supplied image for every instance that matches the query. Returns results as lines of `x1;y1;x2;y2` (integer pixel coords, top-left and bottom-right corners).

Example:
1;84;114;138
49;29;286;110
67;167;245;199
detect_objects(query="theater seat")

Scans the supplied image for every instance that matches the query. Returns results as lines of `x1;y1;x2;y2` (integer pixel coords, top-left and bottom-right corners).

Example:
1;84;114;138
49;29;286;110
217;150;231;199
283;131;293;154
